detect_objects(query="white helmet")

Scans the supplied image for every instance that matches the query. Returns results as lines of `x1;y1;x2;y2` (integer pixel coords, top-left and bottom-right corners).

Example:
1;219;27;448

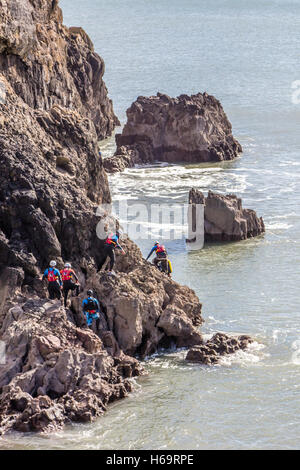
50;260;56;267
64;262;71;268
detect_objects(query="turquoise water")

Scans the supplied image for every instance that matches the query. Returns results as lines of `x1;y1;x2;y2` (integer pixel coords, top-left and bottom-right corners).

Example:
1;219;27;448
1;0;299;450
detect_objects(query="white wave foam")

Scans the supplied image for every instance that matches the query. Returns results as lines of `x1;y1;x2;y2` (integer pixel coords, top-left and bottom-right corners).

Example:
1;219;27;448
218;341;265;367
265;222;293;230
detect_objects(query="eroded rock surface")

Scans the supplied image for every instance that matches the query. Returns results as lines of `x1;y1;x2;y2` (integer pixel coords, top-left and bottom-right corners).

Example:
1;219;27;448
188;189;265;242
186;333;253;365
0;0;119;137
0;0;119;317
0;0;252;436
104;92;242;172
0;298;142;434
84;264;203;358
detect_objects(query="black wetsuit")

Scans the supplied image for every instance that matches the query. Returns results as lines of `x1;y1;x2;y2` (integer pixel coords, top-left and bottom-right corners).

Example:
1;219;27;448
103;235;123;271
60;268;80;307
42;268;62;300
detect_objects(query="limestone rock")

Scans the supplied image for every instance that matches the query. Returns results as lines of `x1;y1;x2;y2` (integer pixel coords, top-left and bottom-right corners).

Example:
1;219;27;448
74;262;204;358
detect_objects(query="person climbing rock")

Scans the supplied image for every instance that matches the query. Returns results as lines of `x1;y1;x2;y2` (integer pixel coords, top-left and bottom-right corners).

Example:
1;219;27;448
102;231;125;275
146;241;172;276
42;260;62;300
60;262;80;307
82;290;101;329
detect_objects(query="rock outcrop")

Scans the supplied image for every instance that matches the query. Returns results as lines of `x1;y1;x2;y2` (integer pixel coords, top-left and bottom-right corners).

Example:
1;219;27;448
0;1;254;435
86;265;203;358
188;189;265;243
104;92;242;172
0;0;119;138
0;0;118;305
186;333;253;365
0;0;207;434
0;298;142;434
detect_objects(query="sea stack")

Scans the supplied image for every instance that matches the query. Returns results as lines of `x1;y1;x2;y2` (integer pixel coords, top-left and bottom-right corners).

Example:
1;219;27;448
188;189;265;243
104;92;242;172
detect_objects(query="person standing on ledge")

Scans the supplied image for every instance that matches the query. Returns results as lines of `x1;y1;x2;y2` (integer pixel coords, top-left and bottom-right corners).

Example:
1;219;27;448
103;231;125;275
82;290;100;329
60;262;80;307
42;260;62;300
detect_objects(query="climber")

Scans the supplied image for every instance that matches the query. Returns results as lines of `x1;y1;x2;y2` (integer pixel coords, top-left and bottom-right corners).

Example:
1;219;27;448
82;290;100;329
146;241;172;276
42;260;62;300
60;262;80;307
102;231;125;274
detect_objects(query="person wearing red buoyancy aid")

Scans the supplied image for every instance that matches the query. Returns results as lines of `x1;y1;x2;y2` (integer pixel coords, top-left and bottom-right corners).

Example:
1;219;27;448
60;262;80;307
103;231;125;275
42;260;62;300
146;241;169;273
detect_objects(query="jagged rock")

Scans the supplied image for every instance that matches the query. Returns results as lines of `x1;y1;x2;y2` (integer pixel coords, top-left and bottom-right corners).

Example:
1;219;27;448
104;92;242;172
71;262;203;358
0;79;113;321
188;189;265;242
186;333;253;365
0;0;119;138
0;0;120;317
0;298;142;434
0;0;244;437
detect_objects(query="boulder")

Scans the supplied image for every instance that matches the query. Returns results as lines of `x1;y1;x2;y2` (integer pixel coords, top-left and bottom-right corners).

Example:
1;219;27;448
186;333;253;365
104;92;242;172
188;189;265;242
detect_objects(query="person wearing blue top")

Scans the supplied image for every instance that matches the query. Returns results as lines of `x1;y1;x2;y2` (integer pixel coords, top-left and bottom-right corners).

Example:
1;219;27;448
146;241;167;265
42;260;62;300
82;290;101;329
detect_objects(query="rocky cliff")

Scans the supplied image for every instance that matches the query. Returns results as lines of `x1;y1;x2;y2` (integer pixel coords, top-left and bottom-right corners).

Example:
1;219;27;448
0;297;142;434
0;1;255;435
0;0;207;434
104;92;242;172
0;0;119;138
0;0;123;287
188;189;265;242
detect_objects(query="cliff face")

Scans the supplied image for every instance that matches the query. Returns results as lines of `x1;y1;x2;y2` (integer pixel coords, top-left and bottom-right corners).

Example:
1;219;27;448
0;0;118;282
0;0;119;138
0;1;255;436
0;1;206;434
104;92;242;172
